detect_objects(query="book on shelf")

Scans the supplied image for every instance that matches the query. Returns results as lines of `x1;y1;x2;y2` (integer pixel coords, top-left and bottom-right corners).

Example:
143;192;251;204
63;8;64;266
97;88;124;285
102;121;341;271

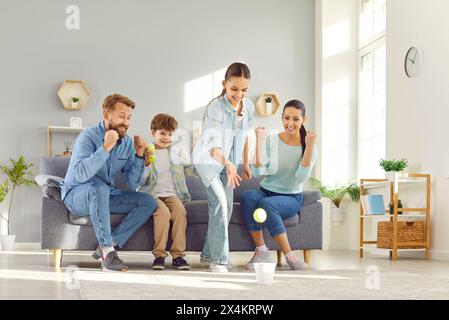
361;195;386;215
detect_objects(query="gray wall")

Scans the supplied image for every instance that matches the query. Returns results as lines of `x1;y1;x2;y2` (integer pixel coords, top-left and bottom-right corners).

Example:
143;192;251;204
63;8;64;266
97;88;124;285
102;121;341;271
0;0;315;242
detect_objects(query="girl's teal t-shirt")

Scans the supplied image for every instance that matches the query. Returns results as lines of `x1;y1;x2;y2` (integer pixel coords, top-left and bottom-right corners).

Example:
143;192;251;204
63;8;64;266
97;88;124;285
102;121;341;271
252;134;317;194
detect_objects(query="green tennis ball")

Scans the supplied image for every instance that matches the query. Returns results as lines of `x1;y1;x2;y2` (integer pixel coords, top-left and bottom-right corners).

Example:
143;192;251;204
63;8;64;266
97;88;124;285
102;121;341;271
146;155;156;166
147;143;156;153
253;208;267;224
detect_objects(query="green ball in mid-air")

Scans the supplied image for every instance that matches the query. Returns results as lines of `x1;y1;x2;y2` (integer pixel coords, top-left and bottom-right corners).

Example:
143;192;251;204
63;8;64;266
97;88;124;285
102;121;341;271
253;208;267;224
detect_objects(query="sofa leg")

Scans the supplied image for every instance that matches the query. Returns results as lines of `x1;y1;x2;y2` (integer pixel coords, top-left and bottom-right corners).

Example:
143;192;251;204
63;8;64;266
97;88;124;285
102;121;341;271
276;250;283;267
53;249;63;270
303;250;311;265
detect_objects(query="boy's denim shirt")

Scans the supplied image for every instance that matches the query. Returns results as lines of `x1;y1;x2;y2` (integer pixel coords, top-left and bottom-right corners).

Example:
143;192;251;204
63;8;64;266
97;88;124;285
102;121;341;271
61;121;145;201
193;95;255;188
138;144;193;203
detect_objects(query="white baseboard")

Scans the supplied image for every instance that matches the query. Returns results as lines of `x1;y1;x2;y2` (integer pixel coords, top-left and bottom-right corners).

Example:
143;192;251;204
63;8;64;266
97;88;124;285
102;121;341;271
429;250;449;262
13;242;41;250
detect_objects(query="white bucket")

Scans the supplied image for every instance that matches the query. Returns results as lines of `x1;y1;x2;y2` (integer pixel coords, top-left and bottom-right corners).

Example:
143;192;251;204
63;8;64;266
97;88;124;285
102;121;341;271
0;235;16;251
254;263;276;285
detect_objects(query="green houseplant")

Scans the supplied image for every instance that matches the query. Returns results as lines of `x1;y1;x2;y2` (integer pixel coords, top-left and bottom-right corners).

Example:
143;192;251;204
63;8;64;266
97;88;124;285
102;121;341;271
309;177;360;223
379;158;408;181
0;156;35;250
71;97;80;109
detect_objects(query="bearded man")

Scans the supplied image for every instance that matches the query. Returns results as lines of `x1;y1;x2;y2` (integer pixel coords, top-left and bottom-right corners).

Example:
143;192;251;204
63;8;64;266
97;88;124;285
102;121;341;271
61;94;157;272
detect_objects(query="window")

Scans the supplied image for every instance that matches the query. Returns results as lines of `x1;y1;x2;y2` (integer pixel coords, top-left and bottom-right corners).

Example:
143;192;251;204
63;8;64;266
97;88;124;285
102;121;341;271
357;0;386;179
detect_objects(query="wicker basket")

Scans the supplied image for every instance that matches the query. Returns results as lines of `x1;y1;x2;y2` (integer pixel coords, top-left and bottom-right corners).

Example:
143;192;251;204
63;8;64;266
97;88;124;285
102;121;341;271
377;221;425;249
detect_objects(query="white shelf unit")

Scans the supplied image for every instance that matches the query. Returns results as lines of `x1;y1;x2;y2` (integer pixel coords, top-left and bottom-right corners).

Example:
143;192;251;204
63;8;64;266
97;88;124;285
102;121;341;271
46;126;85;157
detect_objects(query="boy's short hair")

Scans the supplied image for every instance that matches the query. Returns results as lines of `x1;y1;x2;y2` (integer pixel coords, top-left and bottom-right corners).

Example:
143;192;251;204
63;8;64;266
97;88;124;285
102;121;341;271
103;94;135;111
151;114;178;132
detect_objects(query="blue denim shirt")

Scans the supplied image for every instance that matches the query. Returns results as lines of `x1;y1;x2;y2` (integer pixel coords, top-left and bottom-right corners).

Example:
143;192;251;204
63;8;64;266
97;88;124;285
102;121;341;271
193;95;255;187
61;121;145;200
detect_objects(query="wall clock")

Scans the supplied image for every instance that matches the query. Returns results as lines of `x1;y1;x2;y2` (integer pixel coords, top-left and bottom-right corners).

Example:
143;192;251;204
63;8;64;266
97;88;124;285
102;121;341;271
404;47;423;78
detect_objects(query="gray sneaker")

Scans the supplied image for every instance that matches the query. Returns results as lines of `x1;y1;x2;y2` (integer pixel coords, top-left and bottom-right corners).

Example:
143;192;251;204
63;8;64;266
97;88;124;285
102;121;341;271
285;253;308;270
92;246;102;262
246;248;275;269
101;251;128;272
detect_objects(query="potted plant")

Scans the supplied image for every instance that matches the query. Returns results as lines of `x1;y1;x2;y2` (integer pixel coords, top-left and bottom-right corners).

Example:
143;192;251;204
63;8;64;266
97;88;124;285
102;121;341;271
63;140;73;157
310;177;360;223
379;158;408;181
265;96;273;114
0;156;35;251
71;97;80;109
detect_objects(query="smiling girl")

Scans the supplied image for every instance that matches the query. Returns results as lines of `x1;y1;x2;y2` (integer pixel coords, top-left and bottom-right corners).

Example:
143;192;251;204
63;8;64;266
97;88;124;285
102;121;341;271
240;99;317;270
193;62;255;273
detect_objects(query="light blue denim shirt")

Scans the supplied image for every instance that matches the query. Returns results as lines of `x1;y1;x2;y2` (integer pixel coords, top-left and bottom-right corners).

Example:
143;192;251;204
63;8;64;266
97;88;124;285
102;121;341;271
193;95;255;187
252;134;318;194
61;121;145;200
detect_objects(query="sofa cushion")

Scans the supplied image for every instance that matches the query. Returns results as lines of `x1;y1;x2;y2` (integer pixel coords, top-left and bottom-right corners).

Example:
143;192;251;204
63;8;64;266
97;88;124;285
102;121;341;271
185;175;208;201
69;213;125;227
184;201;243;225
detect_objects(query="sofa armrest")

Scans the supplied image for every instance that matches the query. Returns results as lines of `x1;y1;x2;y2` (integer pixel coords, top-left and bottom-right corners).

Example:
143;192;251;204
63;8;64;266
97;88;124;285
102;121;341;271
303;191;321;206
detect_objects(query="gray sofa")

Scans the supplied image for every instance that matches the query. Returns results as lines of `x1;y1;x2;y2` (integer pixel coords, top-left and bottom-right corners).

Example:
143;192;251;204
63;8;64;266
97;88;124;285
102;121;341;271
39;156;322;269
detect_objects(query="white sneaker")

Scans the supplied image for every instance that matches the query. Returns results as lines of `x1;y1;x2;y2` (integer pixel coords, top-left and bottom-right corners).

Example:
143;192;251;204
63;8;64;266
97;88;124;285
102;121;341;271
210;263;228;273
200;256;210;266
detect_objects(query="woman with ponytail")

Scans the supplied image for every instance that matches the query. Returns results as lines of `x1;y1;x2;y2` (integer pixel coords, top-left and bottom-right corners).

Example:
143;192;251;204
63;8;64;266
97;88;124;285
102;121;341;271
240;100;317;270
193;62;255;273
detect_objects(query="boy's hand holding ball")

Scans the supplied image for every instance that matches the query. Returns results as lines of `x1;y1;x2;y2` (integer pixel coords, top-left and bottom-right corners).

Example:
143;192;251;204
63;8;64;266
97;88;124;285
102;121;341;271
145;143;156;166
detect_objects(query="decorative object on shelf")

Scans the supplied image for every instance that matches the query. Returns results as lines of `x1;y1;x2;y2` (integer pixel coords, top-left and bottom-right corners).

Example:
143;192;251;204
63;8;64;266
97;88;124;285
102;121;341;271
63;140;73;157
265;97;273;114
71;97;80;109
404;46;423;79
70;117;83;128
361;194;386;215
389;199;403;215
377;221;424;249
0;156;35;251
379;158;408;181
256;93;281;116
57;80;91;110
309;177;360;223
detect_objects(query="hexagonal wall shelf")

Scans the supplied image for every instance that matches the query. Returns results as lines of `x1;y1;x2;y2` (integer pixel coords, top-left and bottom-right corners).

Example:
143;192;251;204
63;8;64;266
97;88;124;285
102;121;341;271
256;93;281;116
57;80;91;110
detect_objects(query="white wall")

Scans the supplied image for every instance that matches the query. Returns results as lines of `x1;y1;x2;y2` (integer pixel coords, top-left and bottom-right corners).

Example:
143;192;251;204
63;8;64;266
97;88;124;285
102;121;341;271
387;0;449;260
0;0;316;242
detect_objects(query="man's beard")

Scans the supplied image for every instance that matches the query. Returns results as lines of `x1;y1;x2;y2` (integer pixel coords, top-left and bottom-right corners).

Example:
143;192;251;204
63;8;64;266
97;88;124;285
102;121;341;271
108;120;128;139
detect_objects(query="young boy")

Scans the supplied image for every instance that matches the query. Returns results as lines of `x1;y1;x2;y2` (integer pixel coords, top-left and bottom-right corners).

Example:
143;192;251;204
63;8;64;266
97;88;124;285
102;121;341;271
139;114;192;270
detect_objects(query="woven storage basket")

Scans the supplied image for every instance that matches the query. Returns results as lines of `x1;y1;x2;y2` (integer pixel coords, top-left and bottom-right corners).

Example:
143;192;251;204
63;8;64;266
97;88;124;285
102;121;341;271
377;221;425;249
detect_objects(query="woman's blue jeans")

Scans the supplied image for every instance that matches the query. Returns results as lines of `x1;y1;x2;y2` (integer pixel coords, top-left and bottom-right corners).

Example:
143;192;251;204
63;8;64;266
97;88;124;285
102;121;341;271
240;187;304;237
200;170;234;265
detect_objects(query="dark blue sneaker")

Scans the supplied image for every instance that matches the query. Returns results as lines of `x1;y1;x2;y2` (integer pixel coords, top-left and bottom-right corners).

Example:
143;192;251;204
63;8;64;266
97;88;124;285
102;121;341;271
172;257;190;270
152;257;166;270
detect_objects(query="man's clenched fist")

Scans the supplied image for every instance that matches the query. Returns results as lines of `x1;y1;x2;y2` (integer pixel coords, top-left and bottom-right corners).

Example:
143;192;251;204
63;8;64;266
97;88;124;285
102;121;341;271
134;135;147;157
103;130;119;152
